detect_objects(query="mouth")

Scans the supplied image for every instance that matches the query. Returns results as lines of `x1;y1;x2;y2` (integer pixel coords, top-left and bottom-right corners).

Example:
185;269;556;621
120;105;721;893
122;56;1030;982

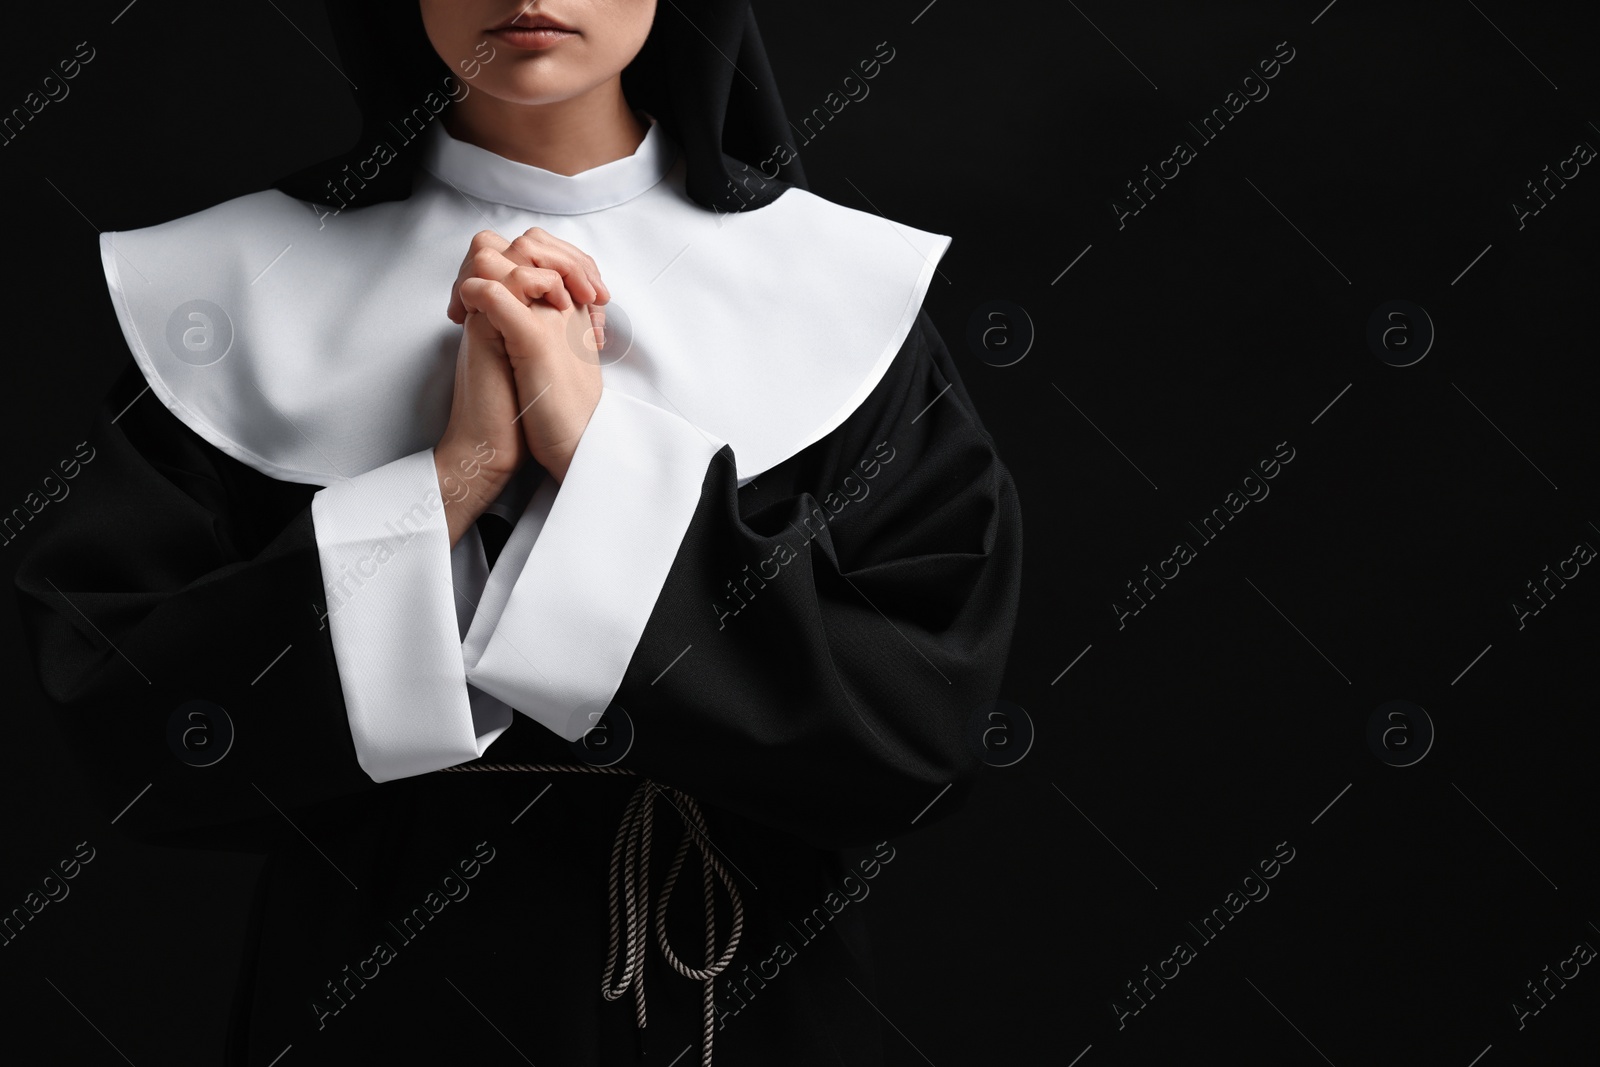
489;8;580;48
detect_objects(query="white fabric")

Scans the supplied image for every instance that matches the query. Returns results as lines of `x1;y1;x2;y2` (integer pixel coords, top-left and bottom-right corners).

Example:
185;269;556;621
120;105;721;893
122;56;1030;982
98;115;950;781
97;115;951;486
462;387;724;741
309;447;512;780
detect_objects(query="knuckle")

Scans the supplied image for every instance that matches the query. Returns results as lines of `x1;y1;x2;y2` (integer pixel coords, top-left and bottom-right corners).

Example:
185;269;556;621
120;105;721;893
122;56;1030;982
509;235;538;258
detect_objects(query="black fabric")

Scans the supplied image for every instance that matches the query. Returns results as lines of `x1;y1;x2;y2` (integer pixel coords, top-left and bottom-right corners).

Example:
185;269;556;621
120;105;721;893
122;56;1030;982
14;304;1022;1064
621;0;807;210
274;0;805;214
475;510;514;568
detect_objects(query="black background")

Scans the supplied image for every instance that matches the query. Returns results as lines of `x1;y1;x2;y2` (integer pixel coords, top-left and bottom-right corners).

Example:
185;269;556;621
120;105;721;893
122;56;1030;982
4;1;1599;1063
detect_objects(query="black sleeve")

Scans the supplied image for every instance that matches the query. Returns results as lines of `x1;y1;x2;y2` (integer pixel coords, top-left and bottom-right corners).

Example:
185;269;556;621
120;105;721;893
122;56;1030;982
612;310;1024;849
13;359;379;847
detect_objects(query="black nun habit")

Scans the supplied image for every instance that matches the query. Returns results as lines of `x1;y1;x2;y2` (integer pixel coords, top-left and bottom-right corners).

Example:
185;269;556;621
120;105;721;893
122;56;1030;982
14;2;1024;1063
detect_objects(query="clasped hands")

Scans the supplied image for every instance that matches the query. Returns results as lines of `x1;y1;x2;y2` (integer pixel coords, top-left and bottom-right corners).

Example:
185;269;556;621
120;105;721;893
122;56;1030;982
433;227;609;546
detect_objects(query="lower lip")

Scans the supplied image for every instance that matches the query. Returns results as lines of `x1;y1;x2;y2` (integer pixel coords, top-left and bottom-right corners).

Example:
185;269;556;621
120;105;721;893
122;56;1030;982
490;27;578;50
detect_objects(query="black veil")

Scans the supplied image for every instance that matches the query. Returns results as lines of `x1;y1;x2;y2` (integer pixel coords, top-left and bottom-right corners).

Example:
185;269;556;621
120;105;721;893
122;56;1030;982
274;0;806;213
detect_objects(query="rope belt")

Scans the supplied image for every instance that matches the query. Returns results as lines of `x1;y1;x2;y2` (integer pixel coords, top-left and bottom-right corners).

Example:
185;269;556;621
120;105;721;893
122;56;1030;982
437;762;745;1066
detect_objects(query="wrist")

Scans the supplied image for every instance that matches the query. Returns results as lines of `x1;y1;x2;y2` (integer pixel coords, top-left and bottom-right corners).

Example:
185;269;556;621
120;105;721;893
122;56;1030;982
532;405;600;487
542;451;572;485
434;442;510;547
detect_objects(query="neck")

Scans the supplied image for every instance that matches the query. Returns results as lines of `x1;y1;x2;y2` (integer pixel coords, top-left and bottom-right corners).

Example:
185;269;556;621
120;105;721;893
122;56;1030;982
443;79;648;175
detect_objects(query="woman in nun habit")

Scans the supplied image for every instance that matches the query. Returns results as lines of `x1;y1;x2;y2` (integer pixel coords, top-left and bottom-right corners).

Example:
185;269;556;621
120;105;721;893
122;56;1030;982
15;1;1022;1063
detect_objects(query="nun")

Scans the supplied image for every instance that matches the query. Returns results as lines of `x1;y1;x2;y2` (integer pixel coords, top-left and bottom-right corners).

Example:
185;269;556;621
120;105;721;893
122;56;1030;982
15;1;1024;1063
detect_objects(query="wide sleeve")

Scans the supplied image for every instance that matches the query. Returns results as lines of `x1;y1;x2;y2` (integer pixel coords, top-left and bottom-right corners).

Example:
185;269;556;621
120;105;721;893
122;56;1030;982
309;447;514;782
10;357;488;844
465;309;1024;849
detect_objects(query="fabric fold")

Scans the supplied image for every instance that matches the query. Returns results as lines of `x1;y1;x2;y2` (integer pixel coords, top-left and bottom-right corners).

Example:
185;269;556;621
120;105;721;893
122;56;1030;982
464;388;724;741
311;447;511;781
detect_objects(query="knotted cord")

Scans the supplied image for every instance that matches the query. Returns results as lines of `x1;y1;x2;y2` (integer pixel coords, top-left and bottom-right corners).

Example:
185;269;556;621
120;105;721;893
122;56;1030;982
437;761;744;1066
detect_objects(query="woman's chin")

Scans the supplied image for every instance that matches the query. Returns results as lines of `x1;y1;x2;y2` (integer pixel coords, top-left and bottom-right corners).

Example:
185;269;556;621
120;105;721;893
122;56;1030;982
474;73;605;108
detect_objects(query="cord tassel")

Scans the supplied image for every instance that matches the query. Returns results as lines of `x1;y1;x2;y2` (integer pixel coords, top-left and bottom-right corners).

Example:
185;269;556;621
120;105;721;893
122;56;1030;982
439;762;745;1066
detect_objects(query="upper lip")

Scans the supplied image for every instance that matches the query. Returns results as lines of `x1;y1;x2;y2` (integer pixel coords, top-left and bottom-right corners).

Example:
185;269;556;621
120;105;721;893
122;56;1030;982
490;10;576;31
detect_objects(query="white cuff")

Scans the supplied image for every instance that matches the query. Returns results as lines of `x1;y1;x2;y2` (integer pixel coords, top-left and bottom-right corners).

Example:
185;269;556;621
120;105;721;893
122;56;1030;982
311;448;511;782
463;389;724;740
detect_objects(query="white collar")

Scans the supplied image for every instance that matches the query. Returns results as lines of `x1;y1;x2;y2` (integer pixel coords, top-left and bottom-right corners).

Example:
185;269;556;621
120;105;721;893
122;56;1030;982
418;114;677;216
98;120;950;489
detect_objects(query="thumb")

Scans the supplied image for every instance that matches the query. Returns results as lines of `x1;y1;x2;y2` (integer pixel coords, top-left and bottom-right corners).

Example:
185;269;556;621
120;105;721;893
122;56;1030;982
463;307;502;349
